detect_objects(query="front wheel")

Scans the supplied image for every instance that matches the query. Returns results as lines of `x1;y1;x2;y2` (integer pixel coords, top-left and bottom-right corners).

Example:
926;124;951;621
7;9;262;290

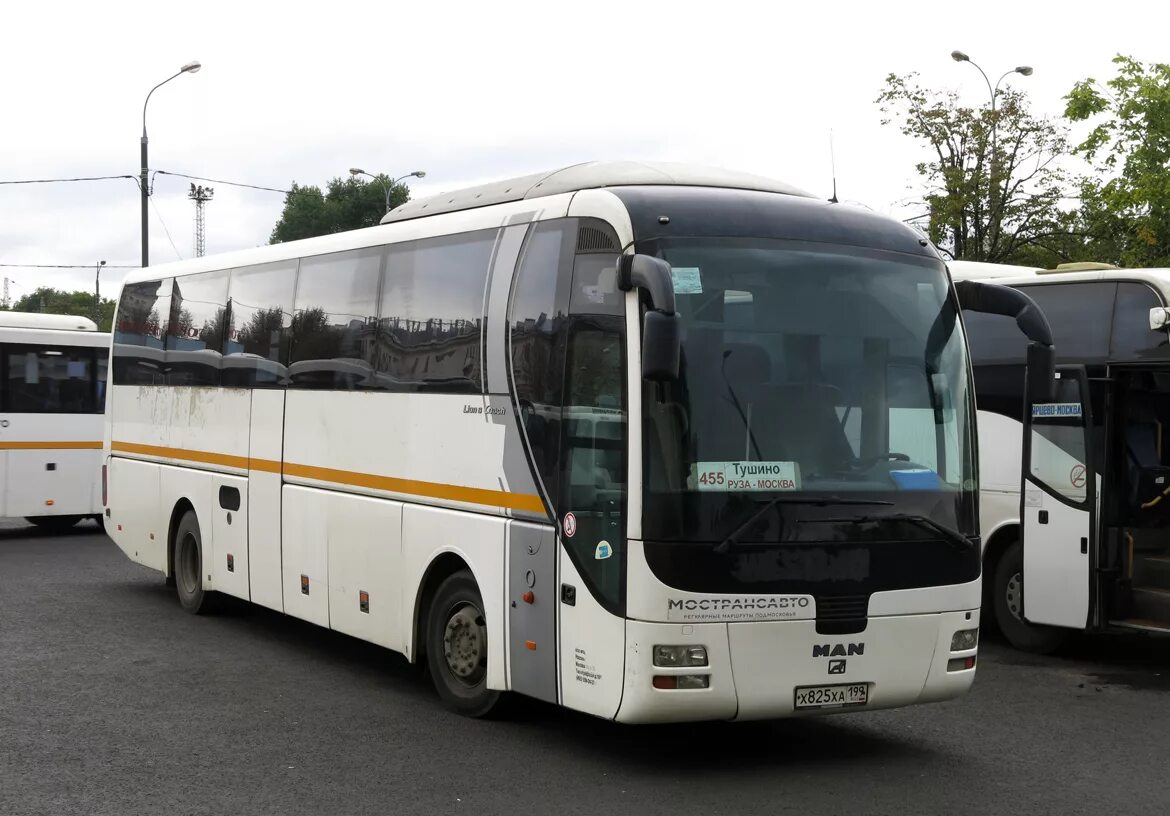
425;570;502;717
992;538;1069;653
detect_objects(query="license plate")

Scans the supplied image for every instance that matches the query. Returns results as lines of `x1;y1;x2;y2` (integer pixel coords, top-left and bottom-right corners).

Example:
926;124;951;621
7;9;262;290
794;682;869;710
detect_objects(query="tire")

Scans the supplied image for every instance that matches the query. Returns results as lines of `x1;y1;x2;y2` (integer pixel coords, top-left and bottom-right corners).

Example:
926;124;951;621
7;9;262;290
425;570;502;717
26;515;83;533
992;538;1069;653
172;510;217;615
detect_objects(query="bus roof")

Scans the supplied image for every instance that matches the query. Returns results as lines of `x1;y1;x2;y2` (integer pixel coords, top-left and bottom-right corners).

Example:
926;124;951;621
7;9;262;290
380;161;816;224
0;312;99;331
949;260;1170;296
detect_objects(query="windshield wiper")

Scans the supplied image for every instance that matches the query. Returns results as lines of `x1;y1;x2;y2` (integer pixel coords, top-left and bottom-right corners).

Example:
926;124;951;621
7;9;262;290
803;513;974;552
714;496;894;554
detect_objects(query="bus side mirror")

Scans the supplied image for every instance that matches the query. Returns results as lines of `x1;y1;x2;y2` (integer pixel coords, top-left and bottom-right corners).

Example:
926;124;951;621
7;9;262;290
619;254;681;381
642;311;681;381
1027;343;1057;404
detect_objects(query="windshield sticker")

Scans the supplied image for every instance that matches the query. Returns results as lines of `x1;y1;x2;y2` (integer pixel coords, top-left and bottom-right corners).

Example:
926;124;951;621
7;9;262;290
594;540;612;560
1032;402;1082;418
671;267;703;294
563;512;577;538
691;461;801;492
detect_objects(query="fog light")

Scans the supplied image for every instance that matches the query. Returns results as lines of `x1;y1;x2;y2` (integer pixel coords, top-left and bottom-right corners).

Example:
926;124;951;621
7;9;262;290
653;674;710;690
653;645;708;667
947;656;977;672
951;628;979;651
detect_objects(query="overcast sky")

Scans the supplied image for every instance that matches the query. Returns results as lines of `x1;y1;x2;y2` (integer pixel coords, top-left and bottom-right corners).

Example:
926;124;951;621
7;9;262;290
0;1;1162;298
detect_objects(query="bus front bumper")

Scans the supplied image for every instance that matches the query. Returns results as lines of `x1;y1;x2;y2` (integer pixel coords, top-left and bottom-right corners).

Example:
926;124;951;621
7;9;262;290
615;610;979;723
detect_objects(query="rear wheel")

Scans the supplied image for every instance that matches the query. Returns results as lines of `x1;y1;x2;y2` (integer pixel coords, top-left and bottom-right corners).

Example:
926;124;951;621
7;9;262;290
173;510;216;614
25;515;83;533
425;570;502;717
993;538;1069;653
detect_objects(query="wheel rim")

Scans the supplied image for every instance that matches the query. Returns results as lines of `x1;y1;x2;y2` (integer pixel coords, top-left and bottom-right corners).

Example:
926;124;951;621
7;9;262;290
178;532;200;596
442;602;487;687
1005;571;1023;620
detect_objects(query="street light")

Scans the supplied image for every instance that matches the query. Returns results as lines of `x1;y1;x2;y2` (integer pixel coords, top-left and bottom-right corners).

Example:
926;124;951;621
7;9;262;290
94;260;106;322
141;61;201;268
349;168;427;213
951;50;1034;254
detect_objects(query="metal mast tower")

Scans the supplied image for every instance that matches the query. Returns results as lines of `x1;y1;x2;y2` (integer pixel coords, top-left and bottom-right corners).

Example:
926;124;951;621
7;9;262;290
188;183;215;257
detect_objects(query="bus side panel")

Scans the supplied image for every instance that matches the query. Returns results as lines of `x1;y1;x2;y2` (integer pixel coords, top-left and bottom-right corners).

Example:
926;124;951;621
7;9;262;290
0;450;7;516
248;389;285;613
210;474;249;602
402;505;507;690
2;413;103;518
557;549;625;720
975;409;1024;541
327;492;404;651
282;485;331;628
107;457;163;571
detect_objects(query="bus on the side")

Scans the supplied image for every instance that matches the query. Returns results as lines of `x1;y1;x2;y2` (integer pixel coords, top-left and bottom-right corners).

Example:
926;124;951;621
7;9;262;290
955;260;1170;651
0;311;108;530
104;161;1053;722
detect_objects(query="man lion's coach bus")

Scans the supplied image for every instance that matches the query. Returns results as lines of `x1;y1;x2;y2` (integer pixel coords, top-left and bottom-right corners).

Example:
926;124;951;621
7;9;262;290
0;311;108;530
104;162;1053;722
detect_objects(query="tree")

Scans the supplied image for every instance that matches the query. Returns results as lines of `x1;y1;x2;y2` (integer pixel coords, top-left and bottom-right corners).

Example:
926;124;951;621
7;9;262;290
1065;56;1170;267
877;73;1073;265
7;287;116;331
269;175;412;244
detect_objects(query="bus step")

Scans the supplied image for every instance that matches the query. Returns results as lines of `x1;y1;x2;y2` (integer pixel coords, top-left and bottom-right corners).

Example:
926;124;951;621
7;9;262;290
1132;555;1170;591
1109;618;1170;635
1129;587;1170;625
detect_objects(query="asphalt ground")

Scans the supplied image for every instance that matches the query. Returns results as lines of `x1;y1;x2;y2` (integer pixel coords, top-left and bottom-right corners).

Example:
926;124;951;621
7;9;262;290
3;520;1168;816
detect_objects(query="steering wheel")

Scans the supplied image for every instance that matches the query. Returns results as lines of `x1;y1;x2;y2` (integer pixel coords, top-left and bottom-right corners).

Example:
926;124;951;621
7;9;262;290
851;452;912;470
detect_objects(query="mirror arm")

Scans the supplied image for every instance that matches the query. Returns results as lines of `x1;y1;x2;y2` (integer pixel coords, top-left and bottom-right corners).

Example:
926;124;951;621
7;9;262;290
619;254;676;315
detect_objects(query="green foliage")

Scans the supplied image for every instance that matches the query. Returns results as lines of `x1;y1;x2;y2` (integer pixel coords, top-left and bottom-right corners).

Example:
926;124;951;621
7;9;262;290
877;73;1072;265
6;287;115;331
269;176;412;244
1064;56;1170;267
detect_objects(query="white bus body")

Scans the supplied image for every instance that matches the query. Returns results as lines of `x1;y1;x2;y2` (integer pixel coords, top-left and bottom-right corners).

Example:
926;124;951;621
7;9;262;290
104;162;1050;722
0;313;108;529
953;260;1170;651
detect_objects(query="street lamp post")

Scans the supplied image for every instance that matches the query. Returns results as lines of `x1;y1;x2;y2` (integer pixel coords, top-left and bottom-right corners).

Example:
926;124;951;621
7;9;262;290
141;61;202;268
94;260;106;322
349;168;427;214
950;51;1033;256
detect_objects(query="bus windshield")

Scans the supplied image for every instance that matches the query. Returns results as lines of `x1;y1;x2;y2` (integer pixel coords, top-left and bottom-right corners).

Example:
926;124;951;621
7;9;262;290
641;237;976;546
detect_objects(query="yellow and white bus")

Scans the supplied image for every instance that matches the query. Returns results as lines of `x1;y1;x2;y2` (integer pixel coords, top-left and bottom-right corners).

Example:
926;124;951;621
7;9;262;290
0;311;108;530
104;161;1054;722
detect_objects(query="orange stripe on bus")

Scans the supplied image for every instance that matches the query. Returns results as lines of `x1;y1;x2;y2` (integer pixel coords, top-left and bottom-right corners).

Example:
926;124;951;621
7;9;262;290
0;440;102;450
111;440;545;514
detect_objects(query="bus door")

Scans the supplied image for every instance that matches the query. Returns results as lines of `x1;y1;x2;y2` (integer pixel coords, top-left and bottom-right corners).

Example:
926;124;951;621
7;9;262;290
1021;366;1095;628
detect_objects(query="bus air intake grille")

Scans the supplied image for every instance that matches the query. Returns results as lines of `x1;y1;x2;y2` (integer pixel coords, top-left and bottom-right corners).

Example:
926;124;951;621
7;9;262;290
576;225;618;254
814;594;869;635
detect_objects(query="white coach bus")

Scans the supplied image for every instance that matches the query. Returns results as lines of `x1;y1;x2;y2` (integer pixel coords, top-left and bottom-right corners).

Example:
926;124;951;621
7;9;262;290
0;311;108;530
104;162;1054;722
955;260;1170;651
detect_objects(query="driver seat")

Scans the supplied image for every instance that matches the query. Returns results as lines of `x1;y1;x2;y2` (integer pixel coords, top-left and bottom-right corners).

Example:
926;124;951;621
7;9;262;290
754;383;854;479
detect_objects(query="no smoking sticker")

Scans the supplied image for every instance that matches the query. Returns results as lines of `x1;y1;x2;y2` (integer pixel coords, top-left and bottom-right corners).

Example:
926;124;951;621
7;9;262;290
1070;465;1086;489
563;512;577;538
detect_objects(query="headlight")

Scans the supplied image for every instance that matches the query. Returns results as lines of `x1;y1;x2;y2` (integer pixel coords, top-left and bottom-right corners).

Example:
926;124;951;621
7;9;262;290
653;645;709;667
951;628;979;651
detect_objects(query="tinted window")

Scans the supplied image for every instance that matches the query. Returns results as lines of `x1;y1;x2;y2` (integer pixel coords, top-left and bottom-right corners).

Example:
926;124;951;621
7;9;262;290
225;261;297;387
962;310;1026;365
4;346;99;413
1111;282;1168;360
168;270;229;386
289;249;382;389
374;230;495;392
1019;282;1116;363
113;279;171;385
509;221;576;507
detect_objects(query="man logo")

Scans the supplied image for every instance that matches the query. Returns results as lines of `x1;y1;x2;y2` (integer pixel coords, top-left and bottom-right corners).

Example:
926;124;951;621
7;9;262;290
812;642;865;658
828;659;847;675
